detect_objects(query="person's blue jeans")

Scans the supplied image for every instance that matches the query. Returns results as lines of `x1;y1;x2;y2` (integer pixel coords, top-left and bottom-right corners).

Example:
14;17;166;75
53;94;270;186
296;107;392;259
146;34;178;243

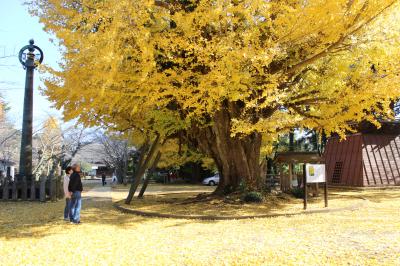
64;198;71;219
69;191;82;223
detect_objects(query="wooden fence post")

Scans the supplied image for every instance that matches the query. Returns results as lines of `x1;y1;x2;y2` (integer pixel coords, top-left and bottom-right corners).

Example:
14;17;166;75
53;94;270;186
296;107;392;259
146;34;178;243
12;180;17;200
303;164;307;210
40;175;46;202
279;164;284;192
57;175;63;199
30;179;36;200
324;182;328;207
3;180;9;200
288;163;293;190
21;176;28;200
50;175;56;201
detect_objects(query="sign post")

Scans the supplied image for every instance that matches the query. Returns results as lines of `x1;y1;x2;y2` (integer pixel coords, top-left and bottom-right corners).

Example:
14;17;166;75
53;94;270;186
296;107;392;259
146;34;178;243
324;180;328;207
303;164;307;210
303;163;328;210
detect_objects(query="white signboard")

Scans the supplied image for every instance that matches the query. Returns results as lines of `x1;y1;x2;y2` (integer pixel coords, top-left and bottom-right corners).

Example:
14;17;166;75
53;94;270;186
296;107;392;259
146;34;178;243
306;164;326;183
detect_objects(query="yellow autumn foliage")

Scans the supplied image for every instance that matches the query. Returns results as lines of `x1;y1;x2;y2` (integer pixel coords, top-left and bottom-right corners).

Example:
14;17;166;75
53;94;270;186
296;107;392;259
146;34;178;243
27;0;400;188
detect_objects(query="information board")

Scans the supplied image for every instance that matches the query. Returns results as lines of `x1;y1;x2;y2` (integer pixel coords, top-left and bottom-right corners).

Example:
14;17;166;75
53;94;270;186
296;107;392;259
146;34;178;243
305;164;326;183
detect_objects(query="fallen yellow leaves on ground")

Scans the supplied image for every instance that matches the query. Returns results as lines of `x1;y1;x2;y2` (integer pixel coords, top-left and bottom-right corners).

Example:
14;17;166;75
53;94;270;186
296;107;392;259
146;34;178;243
0;185;399;266
118;188;369;217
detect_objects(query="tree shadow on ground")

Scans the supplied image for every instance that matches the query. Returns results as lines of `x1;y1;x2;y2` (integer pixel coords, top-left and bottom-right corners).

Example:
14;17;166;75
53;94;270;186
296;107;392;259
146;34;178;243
358;191;400;203
118;189;370;217
2;187;398;240
0;194;220;240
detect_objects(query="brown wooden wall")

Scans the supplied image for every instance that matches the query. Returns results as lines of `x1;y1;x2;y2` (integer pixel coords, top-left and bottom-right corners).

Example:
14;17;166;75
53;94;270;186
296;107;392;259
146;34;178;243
324;134;363;186
361;134;400;186
324;134;400;187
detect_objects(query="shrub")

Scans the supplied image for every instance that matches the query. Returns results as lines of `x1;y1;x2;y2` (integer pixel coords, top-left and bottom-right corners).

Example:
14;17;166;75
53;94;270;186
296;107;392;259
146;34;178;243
223;185;234;195
243;191;263;203
290;187;304;199
238;180;248;193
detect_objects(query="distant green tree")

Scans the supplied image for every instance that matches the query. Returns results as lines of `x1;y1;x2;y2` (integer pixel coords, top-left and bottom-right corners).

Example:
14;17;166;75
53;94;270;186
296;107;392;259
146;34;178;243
80;161;92;176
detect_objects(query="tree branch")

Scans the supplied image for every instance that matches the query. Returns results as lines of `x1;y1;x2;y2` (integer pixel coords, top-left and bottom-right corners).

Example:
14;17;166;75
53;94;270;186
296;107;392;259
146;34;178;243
285;1;398;76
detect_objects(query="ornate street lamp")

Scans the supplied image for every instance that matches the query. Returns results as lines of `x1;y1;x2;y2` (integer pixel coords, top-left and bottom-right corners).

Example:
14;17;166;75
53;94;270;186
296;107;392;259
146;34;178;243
18;39;44;179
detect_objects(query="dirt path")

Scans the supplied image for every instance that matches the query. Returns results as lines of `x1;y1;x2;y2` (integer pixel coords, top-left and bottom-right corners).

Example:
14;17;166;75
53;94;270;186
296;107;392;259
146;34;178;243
83;184;112;202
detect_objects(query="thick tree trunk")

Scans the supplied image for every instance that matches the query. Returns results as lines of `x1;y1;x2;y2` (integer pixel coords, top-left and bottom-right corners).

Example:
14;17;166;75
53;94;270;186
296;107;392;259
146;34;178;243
125;135;159;204
212;133;263;193
138;151;162;198
191;105;264;193
122;140;129;186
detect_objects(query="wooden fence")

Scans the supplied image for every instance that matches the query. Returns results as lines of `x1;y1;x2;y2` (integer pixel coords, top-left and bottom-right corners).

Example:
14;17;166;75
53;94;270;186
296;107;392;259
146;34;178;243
0;176;64;202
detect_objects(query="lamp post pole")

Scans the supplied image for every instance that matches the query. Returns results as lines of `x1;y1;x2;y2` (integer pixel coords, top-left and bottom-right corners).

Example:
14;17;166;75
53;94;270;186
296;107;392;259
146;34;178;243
18;39;44;179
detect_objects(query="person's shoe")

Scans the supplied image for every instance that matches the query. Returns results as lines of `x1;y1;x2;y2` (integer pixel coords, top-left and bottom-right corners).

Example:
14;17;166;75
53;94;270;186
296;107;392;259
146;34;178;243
73;221;81;224
64;218;69;221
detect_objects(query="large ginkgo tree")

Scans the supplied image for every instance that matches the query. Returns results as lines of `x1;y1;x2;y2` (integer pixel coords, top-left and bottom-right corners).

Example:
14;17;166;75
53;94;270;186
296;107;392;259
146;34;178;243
29;0;400;192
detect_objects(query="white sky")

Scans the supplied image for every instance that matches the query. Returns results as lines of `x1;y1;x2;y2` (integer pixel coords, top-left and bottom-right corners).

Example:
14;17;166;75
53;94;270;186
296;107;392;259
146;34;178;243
0;0;62;128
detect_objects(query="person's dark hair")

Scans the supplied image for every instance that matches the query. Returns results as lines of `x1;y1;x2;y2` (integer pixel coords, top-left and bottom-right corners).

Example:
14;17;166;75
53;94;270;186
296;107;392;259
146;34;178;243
65;166;73;174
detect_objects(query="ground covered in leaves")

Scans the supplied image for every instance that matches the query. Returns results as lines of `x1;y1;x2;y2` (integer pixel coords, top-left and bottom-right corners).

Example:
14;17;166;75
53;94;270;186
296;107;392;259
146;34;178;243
117;185;369;217
1;183;399;265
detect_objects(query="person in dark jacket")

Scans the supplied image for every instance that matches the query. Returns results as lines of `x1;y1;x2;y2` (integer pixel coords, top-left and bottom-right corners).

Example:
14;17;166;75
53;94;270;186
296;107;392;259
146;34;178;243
68;164;83;224
101;173;106;186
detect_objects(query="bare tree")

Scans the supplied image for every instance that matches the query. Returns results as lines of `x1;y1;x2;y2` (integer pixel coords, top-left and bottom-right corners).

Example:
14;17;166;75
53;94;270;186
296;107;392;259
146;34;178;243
0;121;20;171
0;98;20;178
59;126;97;169
33;122;62;179
31;121;97;178
97;133;132;183
0;100;97;179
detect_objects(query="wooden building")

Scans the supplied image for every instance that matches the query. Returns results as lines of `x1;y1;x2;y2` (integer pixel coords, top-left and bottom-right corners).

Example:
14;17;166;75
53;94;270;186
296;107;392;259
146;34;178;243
324;121;400;187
